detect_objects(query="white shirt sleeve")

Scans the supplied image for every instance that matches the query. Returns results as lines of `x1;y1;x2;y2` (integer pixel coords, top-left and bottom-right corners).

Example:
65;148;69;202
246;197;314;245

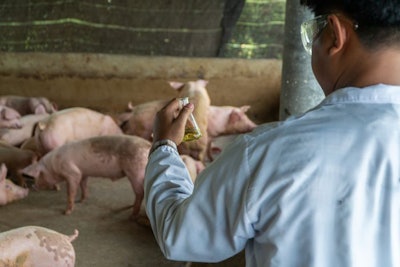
144;138;256;263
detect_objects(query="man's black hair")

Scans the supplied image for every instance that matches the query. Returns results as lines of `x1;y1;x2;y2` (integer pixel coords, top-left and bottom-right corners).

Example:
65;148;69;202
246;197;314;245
300;0;400;50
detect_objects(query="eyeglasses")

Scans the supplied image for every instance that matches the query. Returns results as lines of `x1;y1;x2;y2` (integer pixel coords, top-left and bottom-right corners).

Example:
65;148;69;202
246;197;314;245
300;15;329;55
300;14;359;55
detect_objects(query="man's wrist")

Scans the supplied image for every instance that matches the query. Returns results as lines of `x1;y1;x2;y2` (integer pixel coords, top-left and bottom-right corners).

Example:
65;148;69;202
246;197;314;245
149;139;178;156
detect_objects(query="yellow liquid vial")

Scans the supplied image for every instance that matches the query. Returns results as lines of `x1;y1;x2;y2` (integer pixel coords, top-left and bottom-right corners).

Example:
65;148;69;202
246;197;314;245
179;97;202;142
183;128;202;142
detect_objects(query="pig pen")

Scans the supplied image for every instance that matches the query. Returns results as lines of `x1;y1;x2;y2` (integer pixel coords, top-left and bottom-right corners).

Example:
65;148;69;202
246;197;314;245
0;52;282;267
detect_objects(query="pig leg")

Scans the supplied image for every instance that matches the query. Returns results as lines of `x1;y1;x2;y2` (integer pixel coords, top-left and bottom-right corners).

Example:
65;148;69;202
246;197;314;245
79;176;89;202
125;170;145;219
64;176;81;215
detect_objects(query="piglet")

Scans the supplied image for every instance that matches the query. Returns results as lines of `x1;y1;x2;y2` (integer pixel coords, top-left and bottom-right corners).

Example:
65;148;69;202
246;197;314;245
22;135;151;217
113;101;136;127
0;226;78;267
0;105;22;129
0;113;49;146
34;107;123;155
207;105;257;137
207;105;257;161
0;163;29;206
120;100;169;141
170;79;211;162
0;95;57;115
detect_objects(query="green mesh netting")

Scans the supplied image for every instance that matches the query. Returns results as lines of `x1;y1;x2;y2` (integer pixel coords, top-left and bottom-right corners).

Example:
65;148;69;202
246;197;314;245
0;0;285;59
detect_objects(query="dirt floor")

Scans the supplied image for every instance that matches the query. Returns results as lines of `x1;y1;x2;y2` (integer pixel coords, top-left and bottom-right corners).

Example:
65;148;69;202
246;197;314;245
0;136;245;267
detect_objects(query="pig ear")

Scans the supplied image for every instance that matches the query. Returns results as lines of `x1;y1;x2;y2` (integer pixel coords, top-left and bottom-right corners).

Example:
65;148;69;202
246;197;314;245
127;101;133;111
21;162;41;179
2;108;20;120
51;102;58;112
240;105;251;113
34;104;47;115
229;110;241;123
169;81;185;90
38;121;47;130
196;79;208;87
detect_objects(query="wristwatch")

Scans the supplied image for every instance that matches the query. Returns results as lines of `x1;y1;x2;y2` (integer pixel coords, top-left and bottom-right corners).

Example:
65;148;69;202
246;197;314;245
149;139;178;156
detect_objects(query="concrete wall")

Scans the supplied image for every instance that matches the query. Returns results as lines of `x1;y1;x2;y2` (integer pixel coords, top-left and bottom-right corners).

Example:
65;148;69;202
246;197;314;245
0;53;281;124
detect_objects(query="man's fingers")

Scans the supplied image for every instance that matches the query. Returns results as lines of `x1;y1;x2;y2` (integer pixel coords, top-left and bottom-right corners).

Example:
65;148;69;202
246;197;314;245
175;102;194;127
162;98;180;113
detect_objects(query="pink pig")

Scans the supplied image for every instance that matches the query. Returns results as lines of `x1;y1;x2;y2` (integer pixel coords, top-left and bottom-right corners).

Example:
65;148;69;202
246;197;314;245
207;105;257;161
170;79;211;162
22;135;151;217
120;100;169;141
34;107;123;155
0;95;57;115
0;105;22;129
0;114;49;146
0;226;78;267
0;163;29;206
207;105;257;137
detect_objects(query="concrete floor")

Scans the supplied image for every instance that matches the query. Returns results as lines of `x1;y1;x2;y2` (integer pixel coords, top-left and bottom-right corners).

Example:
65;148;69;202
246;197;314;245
0;136;245;267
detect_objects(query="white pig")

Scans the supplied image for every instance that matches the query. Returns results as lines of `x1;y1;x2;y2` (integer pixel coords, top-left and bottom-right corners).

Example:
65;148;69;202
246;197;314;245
34;107;123;155
0;226;78;267
22;135;151;217
0;95;57;115
0;113;49;146
0;163;29;206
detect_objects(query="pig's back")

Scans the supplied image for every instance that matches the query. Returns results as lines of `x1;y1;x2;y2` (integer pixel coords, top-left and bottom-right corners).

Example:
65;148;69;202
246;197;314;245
36;108;122;152
57;135;151;178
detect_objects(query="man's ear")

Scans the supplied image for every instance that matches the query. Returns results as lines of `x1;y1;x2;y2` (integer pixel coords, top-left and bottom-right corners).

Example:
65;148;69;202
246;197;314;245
327;14;349;56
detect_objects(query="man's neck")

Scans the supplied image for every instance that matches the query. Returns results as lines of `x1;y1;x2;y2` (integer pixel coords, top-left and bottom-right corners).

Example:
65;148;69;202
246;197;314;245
340;48;400;89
